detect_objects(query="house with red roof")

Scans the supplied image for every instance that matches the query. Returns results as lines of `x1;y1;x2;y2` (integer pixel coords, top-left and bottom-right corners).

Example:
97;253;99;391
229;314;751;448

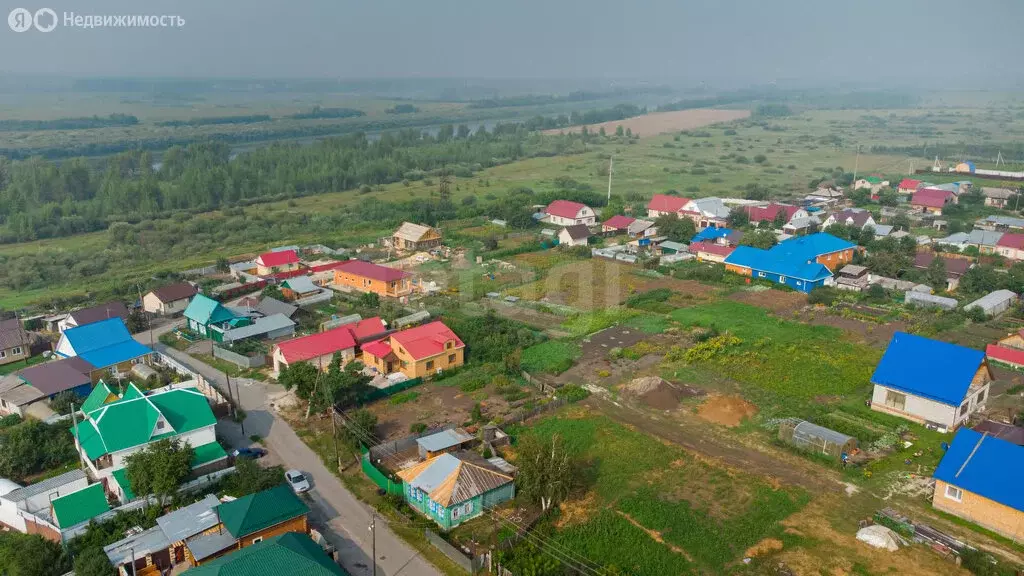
255;250;301;276
601;215;635;234
271;317;387;376
688;241;736;263
897;178;923;195
543;200;595;227
911;188;957;215
744;203;806;226
646;194;690;219
361;321;464;379
996;233;1024;262
332;260;412;298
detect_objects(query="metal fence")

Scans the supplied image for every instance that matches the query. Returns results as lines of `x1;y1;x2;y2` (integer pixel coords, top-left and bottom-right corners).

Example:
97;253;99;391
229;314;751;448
358;377;423;405
424;529;486;573
367;423;454;464
212;346;266;368
502;397;568;426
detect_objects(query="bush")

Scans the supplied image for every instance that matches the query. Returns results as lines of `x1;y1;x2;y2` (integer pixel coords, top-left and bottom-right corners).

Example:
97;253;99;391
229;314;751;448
0;414;21;428
807;287;840;306
560;385;590;403
409;422;427;434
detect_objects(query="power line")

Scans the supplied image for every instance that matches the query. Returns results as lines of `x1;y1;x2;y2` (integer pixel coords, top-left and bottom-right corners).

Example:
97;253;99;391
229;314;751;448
485;510;607;576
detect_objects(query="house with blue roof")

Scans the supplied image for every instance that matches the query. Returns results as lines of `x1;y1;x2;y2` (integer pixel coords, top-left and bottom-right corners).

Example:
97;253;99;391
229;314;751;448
932;428;1024;540
723;233;856;293
870;332;991;431
54;318;153;377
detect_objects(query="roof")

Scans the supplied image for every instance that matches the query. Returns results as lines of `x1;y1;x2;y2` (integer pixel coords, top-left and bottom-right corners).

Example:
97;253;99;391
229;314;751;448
689;241;737;258
2;469;86;504
839;264;868;276
872;224;894;237
389;321;464;361
982;187;1016;199
0;383;44;407
80;380;116;413
182;532;344;576
111;468;136;501
986;344;1024;367
104;525;169;566
192;441;229;468
186;530;239;562
275;317;386;364
360;339;394;359
602;215;635;230
897;178;922;190
0;319;26;350
51;483;110;529
770;232;855;261
334;259;410;283
149;282;198;304
692;228;733;242
972;420;1024;446
67;302;129;327
982;215;1024;228
745;203;800;223
416;428;475;452
647;194;690;213
626;219;655;235
157;493;222;542
791;420;855;446
59;318;153;368
281;276;318;294
256;250;300;268
965;290;1017;313
912;252;971;277
221;314;296;343
215;484;309;538
724;246;832;282
560;224;591;241
659;241;688;252
686;197;730;219
996;233;1024;250
968;229;1004;246
905;291;958;309
394;222;438;242
18;357;93;396
934;429;1024;513
912;188;955;208
255;297;298;319
828;208;874;228
545;200;588;219
397;452;513;507
871;332;986;406
184;294;238;327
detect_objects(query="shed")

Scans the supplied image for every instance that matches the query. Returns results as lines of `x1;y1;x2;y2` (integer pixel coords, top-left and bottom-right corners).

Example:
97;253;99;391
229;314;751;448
905;290;958;311
778;419;857;460
416;428;475;459
964;290;1018;317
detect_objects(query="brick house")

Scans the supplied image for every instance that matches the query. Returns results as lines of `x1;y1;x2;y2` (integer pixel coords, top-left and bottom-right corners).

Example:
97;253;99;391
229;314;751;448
362;321;464;379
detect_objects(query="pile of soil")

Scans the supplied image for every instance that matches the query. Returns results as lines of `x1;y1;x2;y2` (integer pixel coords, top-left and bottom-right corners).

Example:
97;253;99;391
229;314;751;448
697;394;759;427
623;376;704;411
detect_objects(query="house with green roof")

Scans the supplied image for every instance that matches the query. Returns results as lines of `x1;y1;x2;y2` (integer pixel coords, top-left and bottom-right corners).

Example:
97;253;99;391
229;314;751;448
182;532;345;576
184;294;243;338
70;382;225;503
185;485;310;565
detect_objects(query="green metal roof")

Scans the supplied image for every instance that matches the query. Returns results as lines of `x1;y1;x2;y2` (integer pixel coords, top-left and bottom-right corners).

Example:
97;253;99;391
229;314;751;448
112;468;136;501
184;294;236;327
80;380;115;414
51;483;110;528
215;485;309;538
121;383;146;401
192;441;229;468
181;532;345;576
149;388;217;434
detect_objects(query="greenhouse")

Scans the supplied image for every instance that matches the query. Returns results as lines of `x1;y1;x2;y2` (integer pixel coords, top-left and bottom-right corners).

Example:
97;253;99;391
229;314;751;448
778;419;858;460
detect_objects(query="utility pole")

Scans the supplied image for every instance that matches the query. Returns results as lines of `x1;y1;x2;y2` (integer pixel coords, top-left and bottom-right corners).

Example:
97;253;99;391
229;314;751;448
71;403;87;471
369;513;377;576
853;144;861;183
235;377;245;437
331;405;340;469
606;156;614;202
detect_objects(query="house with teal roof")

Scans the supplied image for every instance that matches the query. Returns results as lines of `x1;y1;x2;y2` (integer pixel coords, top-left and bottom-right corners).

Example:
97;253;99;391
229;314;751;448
70;382;226;503
184;294;243;339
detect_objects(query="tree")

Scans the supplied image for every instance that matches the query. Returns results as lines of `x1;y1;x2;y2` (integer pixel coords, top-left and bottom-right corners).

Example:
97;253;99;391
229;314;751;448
865;284;888;302
49;391;76;416
215;257;230;272
123;439;194;505
960;265;1002;295
126;308;147;333
740;229;777;250
926;256;948;289
223;458;285;497
504;348;522;375
615;125;623;137
322;356;372;410
772;209;788;229
0;420;76;481
0;532;70;576
891;214;911;232
726;209;749;229
359;291;381;309
340;409;378;450
653;214;696;243
849;188;871;206
515;434;577;511
73;546;113;576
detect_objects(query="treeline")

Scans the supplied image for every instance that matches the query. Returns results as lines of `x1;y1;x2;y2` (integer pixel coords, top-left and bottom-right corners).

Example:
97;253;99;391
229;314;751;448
286;106;365;120
521;104;646;131
658;88;919;113
157;114;272;127
753;103;792;118
0;113;138;131
386;104;419;114
0;124;587;243
467;89;641;109
871;142;1024;163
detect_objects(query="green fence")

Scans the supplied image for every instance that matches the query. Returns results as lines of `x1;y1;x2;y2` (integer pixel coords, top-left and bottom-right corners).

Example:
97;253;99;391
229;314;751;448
360;450;404;496
358;377;424;404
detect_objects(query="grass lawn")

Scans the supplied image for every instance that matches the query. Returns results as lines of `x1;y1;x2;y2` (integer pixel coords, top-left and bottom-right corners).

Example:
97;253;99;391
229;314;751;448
520;340;581;375
192;353;264;381
0;354;47;375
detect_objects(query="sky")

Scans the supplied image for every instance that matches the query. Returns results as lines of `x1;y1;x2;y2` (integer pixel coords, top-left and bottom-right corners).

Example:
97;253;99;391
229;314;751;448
1;0;1023;86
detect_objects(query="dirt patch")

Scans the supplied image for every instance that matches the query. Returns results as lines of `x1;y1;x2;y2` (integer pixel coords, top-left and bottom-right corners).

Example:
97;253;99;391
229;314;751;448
729;288;806;314
796;309;905;348
744;538;784;558
481;300;566;333
582;325;648;359
555;492;598;528
543;109;750;138
697;394;759;427
615;511;694;561
622;376;704;411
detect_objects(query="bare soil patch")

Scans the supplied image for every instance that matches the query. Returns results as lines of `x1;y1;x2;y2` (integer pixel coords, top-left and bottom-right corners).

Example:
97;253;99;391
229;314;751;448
729;288;806;314
796;309;906;348
582;325;648;359
543;109;750;138
697;394;759;427
744;538;784;558
622;376;704;411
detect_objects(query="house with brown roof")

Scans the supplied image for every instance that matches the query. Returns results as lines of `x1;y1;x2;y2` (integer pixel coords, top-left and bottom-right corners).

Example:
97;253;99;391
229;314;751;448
392;222;443;252
332;260;412;298
822;208;876;231
58;302;129;333
983;187;1017;209
143;282;198;316
913;252;972;291
911;188;957;215
558;224;592;247
0;319;30;367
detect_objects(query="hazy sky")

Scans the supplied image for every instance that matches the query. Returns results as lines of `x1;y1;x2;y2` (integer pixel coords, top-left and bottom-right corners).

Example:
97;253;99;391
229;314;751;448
1;0;1023;85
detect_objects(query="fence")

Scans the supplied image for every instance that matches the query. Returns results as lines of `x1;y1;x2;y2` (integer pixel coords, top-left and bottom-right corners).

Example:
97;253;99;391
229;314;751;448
212;346;266;369
502;398;568;427
367;423;454;465
424;529;486;574
360;452;404;496
358;377;423;405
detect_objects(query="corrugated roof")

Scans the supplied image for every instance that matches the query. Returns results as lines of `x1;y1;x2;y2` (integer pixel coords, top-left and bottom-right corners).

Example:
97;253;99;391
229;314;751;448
912;188;955;208
150;282;198;304
184;294;237;326
690;241;736;258
560;224;591;240
0;384;44;406
397;452;513;507
687;197;730;219
647;194;690;213
973;420;1024;446
221;314;295;343
416;428;474;452
0;319;27;350
182;533;344;576
2;469;86;504
255;297;298;319
390;321;464;361
104;525;169;566
692;228;733;242
986;343;1024;367
602;215;635;230
186;530;239;562
51;483;110;528
965;290;1017;313
545;200;588;219
912;252;971;277
67;302;129;327
934;429;1024;513
281;276;318;294
997;233;1024;250
871;332;986;406
157;494;222;542
334;260;410;283
59;318;153;369
275;317;386;364
216;484;309;538
725;246;832;282
256;250;299;268
19;357;93;396
968;229;1004;246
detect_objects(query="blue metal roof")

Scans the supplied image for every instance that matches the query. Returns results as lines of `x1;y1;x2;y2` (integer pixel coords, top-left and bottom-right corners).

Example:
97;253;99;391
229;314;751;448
767;232;855;262
61;318;153;368
79;340;153;369
934;428;1024;513
871;332;985;406
725;246;832;282
691;228;733;242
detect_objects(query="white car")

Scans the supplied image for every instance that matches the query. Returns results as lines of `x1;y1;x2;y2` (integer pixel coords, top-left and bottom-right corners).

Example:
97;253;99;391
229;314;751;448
285;469;310;493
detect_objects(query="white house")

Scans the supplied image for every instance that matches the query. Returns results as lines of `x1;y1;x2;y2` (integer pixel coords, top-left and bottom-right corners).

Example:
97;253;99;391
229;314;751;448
58;302;129;333
646;194;690;219
681;197;730;229
142;282;198;316
558;224;592;247
822;208;876;230
0;469;88;537
543;200;596;227
870;332;991;431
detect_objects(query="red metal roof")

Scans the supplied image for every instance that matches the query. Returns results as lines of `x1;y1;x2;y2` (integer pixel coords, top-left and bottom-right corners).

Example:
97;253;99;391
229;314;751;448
256;250;299;268
997;233;1024;250
689;241;736;257
275;317;386;364
987;344;1024;368
271;260;347;281
744;203;799;223
545;200;588;219
602;215;635;230
361;339;394;359
911;188;954;208
334;260;410;283
897;178;922;190
390;321;464;361
647;194;690;213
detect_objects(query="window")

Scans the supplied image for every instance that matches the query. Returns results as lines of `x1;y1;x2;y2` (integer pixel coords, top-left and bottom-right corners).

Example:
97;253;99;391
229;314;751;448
0;350;6;359
795;281;802;286
426;361;434;370
779;276;787;283
251;537;263;544
448;354;456;364
945;485;963;502
758;272;766;278
977;389;986;403
884;390;906;411
11;347;21;356
959;403;969;417
156;420;165;430
446;341;453;349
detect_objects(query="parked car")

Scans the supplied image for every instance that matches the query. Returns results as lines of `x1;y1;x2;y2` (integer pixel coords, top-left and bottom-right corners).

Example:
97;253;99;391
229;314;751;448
285;469;310;493
232;447;267;459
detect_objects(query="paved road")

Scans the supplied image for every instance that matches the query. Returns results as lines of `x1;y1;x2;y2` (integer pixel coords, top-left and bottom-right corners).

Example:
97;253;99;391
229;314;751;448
136;325;443;576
